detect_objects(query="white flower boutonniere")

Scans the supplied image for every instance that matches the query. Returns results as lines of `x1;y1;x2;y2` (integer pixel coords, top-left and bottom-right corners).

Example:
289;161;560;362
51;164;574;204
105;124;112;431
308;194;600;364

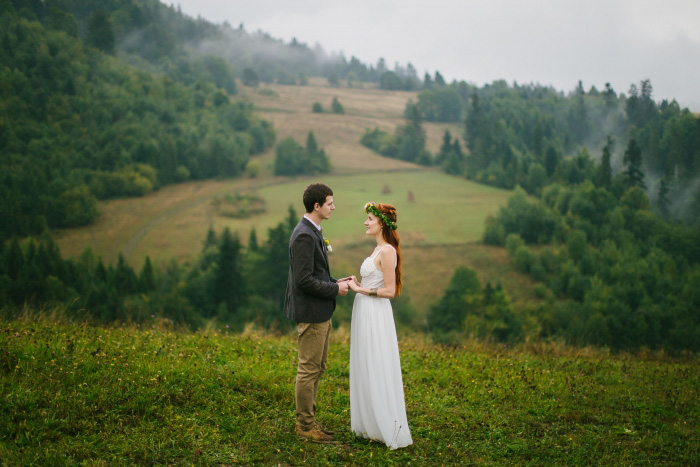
324;238;332;253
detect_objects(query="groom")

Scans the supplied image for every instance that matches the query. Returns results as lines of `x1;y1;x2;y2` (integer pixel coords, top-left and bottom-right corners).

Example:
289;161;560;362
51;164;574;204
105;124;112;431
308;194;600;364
284;183;349;443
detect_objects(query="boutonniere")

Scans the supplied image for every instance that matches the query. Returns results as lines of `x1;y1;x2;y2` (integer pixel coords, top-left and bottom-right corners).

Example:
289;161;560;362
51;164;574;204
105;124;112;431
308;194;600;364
324;238;332;253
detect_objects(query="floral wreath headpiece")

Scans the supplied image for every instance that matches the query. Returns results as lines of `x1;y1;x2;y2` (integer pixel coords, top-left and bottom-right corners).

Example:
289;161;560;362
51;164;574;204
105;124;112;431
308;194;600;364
364;202;398;231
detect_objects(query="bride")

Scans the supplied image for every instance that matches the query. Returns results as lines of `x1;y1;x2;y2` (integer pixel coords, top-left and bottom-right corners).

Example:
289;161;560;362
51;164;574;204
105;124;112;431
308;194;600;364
348;202;413;450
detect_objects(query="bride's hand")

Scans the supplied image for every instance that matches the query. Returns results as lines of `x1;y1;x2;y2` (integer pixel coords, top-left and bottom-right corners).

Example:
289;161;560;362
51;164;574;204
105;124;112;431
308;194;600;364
348;280;360;292
350;275;360;286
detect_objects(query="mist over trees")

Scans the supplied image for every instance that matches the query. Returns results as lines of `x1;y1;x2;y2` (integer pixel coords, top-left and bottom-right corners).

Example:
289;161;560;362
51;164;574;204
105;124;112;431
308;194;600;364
1;1;275;238
361;73;700;224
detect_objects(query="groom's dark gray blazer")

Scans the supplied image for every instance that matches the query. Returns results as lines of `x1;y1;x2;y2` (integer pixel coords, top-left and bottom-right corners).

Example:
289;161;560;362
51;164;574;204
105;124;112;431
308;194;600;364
284;217;338;323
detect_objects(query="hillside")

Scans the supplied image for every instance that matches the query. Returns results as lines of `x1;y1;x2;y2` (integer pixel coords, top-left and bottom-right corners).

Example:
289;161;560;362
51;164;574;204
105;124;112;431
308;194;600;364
2;317;698;465
51;79;522;316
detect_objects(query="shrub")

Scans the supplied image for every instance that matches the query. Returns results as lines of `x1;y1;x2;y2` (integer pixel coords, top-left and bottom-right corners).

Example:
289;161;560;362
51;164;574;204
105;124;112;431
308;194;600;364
331;97;344;114
514;245;536;273
246;160;260;178
505;233;525;257
174;165;190;182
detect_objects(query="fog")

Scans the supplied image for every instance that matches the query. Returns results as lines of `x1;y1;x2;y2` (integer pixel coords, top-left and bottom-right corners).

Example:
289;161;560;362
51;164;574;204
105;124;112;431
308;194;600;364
173;0;700;111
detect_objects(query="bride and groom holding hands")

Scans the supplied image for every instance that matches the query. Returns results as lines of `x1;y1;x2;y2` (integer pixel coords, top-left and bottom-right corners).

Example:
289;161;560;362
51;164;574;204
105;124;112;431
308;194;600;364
283;183;413;450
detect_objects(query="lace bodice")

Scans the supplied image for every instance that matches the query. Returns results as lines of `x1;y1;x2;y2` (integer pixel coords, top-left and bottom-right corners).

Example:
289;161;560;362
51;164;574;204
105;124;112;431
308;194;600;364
359;245;395;289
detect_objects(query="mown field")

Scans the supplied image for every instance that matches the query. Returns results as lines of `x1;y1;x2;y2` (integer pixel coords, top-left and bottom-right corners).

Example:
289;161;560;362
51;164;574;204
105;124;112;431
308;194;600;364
2;317;698;466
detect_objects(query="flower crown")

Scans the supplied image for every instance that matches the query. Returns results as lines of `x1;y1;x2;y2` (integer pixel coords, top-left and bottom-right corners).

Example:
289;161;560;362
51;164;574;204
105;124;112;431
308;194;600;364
364;202;398;230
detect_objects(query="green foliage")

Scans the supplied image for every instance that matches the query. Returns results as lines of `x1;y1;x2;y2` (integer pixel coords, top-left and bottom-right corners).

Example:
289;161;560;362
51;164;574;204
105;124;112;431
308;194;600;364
513;245;536;274
488;181;700;351
485;187;562;245
379;71;403;90
455;77;699;222
331;96;344;114
0;207;302;331
311;102;323;113
86;10;114;54
242;68;259;86
416;85;464;122
436;131;466;175
360;128;398;158
623;139;646;190
0;8;275;237
362;101;431;165
57;186;99;228
429;266;519;344
273;132;330;176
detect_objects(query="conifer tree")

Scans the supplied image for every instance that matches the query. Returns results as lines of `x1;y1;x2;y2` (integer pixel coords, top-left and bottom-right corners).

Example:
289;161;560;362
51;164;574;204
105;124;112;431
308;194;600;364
434;71;446;87
657;167;673;218
212;228;243;315
248;227;259;252
595;136;614;190
203;225;218;250
623;139;646;190
331;97;344;114
139;256;155;292
86;10;115;54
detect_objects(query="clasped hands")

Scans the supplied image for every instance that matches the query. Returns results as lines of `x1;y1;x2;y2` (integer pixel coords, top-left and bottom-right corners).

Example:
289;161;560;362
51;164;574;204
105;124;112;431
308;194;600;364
336;276;361;296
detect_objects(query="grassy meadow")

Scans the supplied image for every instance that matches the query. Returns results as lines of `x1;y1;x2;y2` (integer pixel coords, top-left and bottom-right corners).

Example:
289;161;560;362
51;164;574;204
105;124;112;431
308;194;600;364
2;317;698;466
51;79;517;316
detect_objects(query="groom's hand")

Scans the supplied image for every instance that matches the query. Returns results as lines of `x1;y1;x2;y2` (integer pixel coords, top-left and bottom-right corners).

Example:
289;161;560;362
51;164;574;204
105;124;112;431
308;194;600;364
337;281;349;296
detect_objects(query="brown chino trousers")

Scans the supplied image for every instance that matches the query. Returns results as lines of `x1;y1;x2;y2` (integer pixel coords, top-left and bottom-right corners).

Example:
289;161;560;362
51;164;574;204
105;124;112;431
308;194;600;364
295;319;331;430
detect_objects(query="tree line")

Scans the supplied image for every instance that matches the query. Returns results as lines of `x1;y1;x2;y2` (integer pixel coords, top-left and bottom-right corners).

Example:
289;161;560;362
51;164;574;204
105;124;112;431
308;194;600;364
0;206;421;333
361;77;700;225
0;208;297;331
454;182;700;352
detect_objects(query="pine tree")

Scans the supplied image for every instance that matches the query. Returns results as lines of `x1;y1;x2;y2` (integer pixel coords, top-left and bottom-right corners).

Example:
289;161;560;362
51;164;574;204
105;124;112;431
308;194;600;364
306;131;318;155
86;10;115;54
6;238;23;280
286;205;298;233
434;71;446;87
657;167;673;218
423;73;433;89
544;145;560;177
397;101;427;163
435;130;453;165
595;136;614;189
603;82;617;109
139;256;155;292
331;97;344;114
623;139;646;190
203;225;218;251
212;228;244;315
113;253;138;295
248;227;259;252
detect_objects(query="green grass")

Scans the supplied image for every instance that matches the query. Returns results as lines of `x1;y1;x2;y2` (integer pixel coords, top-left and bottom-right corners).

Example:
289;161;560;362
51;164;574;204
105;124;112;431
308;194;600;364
257;170;511;248
2;316;698;466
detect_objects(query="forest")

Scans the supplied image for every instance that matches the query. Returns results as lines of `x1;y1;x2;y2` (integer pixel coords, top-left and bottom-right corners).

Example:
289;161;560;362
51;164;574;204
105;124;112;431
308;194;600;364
363;79;700;225
2;0;700;352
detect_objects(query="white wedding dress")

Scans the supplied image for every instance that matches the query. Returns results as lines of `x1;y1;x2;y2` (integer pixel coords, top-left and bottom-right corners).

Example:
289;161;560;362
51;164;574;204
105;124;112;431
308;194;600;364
350;245;413;449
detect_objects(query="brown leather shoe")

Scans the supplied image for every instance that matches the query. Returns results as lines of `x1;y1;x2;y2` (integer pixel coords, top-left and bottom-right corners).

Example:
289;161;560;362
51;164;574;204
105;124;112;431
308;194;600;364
315;421;335;436
296;424;334;443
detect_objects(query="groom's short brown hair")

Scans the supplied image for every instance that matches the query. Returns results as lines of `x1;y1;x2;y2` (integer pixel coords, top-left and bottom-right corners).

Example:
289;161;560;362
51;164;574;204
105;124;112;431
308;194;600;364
303;183;333;213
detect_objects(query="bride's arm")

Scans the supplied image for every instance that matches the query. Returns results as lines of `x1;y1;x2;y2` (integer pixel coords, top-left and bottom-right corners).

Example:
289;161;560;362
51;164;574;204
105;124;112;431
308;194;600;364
352;248;396;299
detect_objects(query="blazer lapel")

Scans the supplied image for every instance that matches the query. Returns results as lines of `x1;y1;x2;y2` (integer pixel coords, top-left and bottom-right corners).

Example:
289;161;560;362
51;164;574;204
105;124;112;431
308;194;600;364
302;218;329;269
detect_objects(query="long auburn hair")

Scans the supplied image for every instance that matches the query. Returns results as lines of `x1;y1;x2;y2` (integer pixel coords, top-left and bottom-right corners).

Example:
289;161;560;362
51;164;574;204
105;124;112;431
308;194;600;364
375;203;402;296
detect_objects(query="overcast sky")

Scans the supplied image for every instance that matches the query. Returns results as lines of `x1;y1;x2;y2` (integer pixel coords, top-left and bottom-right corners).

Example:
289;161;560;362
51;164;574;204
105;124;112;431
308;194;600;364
173;0;700;111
